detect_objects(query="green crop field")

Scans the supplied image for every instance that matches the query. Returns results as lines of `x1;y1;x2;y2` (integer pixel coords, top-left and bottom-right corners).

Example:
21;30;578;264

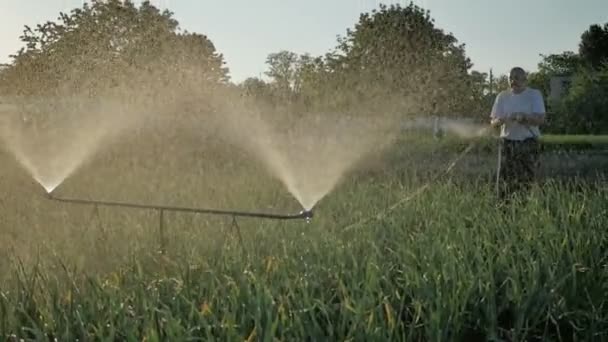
2;0;608;339
1;127;607;341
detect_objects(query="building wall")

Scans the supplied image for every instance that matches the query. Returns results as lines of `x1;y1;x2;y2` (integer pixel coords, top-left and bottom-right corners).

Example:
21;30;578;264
549;76;573;103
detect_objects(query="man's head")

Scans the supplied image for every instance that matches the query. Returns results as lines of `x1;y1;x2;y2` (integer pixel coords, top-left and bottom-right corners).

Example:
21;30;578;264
509;67;527;93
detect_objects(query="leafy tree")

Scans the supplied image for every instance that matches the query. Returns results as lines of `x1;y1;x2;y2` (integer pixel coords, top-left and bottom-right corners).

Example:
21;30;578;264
553;66;608;134
262;51;330;105
291;54;322;96
249;50;327;112
264;50;300;98
491;74;509;93
0;0;229;97
330;2;473;116
524;52;583;101
464;70;499;119
537;51;583;75
579;23;608;69
250;3;477;117
241;77;271;97
469;71;489;96
0;64;8;94
527;72;549;99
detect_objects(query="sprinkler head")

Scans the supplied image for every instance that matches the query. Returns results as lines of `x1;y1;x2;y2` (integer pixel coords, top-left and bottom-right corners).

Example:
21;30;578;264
300;209;314;222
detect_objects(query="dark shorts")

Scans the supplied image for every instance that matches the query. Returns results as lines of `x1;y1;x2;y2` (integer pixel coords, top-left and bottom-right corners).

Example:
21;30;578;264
498;137;541;198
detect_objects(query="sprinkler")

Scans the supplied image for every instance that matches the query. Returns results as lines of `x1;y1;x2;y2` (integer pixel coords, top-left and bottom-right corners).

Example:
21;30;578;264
47;191;313;220
46;190;314;253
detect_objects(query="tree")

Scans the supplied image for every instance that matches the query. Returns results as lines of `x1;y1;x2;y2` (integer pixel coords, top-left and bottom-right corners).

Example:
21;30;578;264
0;64;8;94
469;71;489;96
0;0;229;97
464;70;500;119
241;77;270;97
264;50;300;97
288;54;334;110
254;50;331;112
537;51;583;75
579;23;608;69
553;66;608;134
330;2;473;116
492;74;510;93
526;52;583;99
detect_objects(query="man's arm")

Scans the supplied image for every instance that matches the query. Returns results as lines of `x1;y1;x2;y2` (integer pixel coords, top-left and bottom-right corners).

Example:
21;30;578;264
489;92;506;127
513;91;546;126
511;112;545;125
491;117;506;127
518;89;546;126
524;113;545;125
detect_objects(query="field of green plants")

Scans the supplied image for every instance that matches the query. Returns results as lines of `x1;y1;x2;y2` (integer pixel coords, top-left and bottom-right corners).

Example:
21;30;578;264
1;129;607;341
2;0;608;339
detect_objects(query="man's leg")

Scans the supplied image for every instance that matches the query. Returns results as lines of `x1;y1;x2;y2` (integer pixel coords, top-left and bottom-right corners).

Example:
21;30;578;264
520;138;541;189
508;138;540;201
504;140;534;201
509;141;524;199
498;140;516;202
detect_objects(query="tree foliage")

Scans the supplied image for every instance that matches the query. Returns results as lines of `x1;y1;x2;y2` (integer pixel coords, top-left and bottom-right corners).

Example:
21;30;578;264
579;23;608;70
538;51;583;76
0;0;229;98
526;52;583;99
264;51;300;97
14;0;606;133
531;23;608;134
331;3;473;116
244;3;477;117
552;66;608;134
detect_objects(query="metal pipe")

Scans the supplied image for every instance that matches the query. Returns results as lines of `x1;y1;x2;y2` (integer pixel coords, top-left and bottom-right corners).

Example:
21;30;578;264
47;192;314;221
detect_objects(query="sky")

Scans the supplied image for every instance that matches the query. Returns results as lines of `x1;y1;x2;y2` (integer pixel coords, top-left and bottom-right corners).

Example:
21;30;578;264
1;0;607;82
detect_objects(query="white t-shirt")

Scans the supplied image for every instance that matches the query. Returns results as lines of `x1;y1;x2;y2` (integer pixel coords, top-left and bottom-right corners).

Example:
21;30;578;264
490;87;546;141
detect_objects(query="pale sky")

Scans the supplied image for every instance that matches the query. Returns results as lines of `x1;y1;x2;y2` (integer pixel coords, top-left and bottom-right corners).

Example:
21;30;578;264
1;0;607;82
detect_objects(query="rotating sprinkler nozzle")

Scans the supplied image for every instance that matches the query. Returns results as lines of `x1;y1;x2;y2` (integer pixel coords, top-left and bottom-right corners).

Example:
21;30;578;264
300;209;314;222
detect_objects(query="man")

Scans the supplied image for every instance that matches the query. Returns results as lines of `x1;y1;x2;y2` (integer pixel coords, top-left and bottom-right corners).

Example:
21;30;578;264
490;67;546;201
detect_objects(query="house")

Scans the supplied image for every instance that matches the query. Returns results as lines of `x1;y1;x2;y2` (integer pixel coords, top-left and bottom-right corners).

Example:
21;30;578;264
548;75;573;103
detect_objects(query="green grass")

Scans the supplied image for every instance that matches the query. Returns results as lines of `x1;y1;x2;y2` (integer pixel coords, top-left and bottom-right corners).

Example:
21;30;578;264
541;134;608;151
541;134;608;145
1;131;607;340
423;133;608;155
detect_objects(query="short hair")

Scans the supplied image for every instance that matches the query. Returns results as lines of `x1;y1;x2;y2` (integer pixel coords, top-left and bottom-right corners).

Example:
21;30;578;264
510;67;527;78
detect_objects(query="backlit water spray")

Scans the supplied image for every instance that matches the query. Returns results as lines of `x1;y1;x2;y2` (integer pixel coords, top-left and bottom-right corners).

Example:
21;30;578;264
1;94;489;214
212;107;401;211
401;116;491;138
0;97;146;193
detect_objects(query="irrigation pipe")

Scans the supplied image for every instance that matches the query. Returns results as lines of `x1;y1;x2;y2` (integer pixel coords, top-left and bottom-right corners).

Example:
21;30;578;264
47;193;313;220
343;127;495;232
47;192;313;253
495;139;502;197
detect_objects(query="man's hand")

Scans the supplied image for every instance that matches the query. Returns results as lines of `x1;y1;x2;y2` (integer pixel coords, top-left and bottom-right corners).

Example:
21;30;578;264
490;117;505;127
512;112;526;124
525;113;546;126
511;112;545;126
491;114;517;127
